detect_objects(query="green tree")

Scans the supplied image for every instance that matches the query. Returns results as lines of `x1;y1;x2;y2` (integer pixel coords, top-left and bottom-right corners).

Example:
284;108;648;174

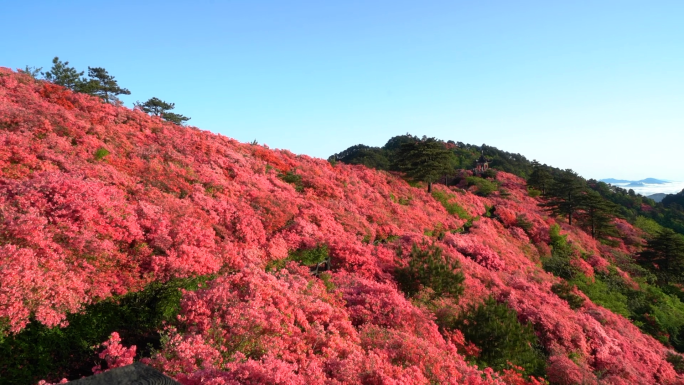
81;67;131;103
394;243;464;301
542;170;585;225
639;229;684;284
527;160;553;195
138;97;191;125
22;66;43;79
42;57;84;90
579;189;619;240
449;297;546;377
394;137;457;193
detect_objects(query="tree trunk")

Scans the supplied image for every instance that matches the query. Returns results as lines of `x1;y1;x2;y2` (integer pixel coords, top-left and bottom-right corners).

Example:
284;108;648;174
428;182;433;193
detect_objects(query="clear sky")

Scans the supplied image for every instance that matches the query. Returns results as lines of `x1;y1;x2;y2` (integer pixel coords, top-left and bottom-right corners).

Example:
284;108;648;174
2;1;683;182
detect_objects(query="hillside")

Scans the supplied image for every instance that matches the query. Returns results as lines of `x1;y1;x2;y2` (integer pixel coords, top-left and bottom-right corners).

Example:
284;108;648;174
1;68;684;384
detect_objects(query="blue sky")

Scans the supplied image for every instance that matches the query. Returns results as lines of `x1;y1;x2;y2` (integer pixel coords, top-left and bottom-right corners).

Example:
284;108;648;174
2;1;683;182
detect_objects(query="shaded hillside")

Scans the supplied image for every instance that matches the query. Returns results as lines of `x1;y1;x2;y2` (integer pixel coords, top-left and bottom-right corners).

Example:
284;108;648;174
2;69;684;384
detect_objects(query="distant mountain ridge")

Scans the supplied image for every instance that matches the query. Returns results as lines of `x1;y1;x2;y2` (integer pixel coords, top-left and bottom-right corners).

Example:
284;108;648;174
648;193;668;203
601;178;669;184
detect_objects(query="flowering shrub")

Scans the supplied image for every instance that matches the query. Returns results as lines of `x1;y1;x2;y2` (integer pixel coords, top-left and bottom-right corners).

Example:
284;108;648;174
92;332;137;374
0;68;682;384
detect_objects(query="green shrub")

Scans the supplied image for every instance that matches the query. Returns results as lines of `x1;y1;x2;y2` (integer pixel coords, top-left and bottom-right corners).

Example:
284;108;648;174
266;245;329;272
431;190;471;220
634;216;664;236
551;282;585;309
482;168;498;179
278;171;304;192
667;352;684;374
93;147;109;160
394;243;464;301
516;214;534;234
528;188;542;197
0;276;211;384
449;297;546;377
465;176;498;197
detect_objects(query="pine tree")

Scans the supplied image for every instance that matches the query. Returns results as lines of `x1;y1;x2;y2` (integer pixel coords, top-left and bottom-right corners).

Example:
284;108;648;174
42;57;84;90
527;160;553;195
450;297;546;377
394;137;457;193
137;97;190;125
541;170;585;225
82;67;131;103
639;229;684;284
22;66;43;79
579;189;619;240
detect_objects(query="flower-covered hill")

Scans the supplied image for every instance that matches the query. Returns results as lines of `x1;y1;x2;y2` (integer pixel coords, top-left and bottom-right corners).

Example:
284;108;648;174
0;68;682;384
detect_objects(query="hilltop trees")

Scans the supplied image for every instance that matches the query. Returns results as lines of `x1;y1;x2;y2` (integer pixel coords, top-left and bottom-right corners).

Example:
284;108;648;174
39;57;131;104
395;137;457;193
527;160;553;195
138;97;191;125
82;67;131;104
42;57;84;90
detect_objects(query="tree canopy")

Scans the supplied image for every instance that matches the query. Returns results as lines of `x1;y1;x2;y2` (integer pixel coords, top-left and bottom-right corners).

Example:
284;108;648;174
137;97;191;125
42;57;84;90
541;170;586;225
394;137;457;193
82;67;131;104
639;229;684;284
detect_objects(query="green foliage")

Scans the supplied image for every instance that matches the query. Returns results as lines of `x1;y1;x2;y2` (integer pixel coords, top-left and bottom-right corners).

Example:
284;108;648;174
394;243;464;301
568;264;684;351
663;190;684;211
80;67;131;103
0;276;211;384
482;168;498;179
94;147;110;161
448;297;546;377
515;214;534;235
527;188;542;198
527;161;553;195
278;170;304;192
667;352;684;374
639;229;684;285
394;137;457;192
587;179;684;237
22;66;43;79
42;57;84;90
137;97;190;125
318;271;336;292
541;170;585;225
327;145;390;170
542;225;579;280
465;176;498;197
571;270;631;318
551;282;585;309
634;216;664;236
266;245;329;272
578;189;619;240
431;190;471;220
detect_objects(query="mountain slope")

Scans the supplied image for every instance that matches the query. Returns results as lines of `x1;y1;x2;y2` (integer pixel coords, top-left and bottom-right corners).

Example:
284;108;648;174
1;68;683;384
